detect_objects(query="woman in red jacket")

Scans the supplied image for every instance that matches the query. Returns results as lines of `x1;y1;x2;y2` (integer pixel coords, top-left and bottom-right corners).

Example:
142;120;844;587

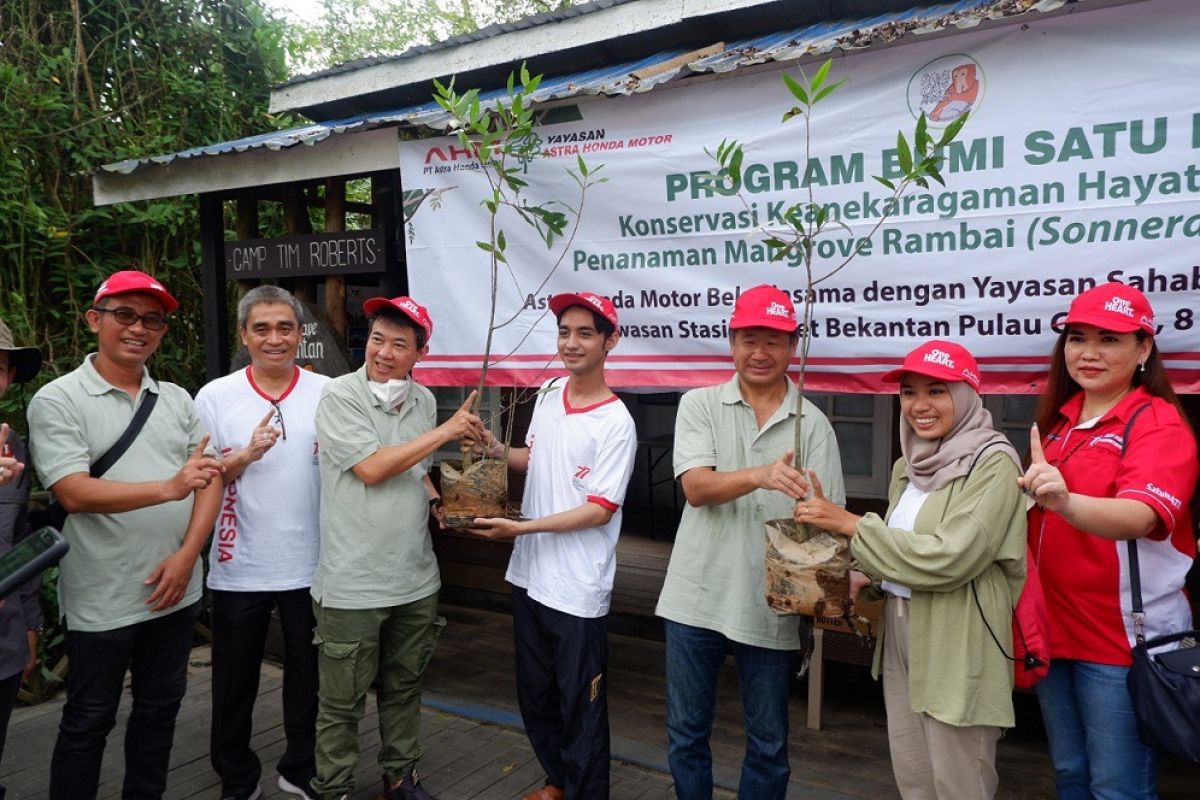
1020;282;1197;799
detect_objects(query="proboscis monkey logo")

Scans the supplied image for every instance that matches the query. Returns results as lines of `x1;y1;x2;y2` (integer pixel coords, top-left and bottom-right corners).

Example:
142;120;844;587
907;55;985;126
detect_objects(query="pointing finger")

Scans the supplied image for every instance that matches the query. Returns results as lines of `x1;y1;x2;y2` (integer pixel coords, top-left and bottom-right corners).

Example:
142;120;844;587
1029;424;1046;465
258;408;276;429
189;434;211;461
459;390;479;414
779;449;794;467
0;423;9;450
807;468;827;500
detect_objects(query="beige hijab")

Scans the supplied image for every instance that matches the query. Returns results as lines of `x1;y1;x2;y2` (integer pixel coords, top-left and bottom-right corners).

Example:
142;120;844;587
902;381;1020;492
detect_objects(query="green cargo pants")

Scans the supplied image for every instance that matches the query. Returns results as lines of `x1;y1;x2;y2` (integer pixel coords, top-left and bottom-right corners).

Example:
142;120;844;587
310;593;445;798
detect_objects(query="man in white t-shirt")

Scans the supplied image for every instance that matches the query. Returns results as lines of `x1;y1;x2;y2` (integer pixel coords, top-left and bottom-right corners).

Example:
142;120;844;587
469;292;637;800
195;285;328;800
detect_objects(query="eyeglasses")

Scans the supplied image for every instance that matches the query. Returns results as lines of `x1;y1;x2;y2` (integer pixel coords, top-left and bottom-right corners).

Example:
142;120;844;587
94;306;168;331
270;400;287;441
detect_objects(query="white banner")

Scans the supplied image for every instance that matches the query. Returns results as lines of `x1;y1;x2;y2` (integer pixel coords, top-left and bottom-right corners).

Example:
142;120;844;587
401;0;1200;393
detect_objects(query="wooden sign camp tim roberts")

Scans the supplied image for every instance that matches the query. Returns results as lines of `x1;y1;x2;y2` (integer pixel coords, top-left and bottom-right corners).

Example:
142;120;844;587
225;229;385;279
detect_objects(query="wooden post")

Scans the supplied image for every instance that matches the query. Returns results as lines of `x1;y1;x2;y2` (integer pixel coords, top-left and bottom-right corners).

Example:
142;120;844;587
234;194;258;300
372;170;405;296
324;177;348;345
282;184;316;303
199;193;230;381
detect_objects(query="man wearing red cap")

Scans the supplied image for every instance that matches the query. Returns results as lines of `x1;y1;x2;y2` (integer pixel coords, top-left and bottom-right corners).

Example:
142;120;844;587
655;284;845;800
309;296;483;800
468;291;637;800
28;270;225;798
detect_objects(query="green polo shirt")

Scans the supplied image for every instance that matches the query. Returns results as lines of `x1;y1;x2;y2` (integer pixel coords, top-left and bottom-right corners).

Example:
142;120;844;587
656;375;846;650
312;366;440;609
27;354;207;632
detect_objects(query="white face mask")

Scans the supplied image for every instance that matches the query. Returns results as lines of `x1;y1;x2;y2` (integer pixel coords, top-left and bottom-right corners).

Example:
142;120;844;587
368;377;411;409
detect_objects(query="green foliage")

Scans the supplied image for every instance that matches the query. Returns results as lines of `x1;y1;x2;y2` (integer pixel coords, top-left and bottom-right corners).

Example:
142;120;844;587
432;64;604;447
707;59;968;457
288;0;577;73
0;0;293;425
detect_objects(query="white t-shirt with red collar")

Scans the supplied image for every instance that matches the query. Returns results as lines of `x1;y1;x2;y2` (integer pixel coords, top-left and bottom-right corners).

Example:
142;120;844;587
505;378;638;618
195;366;329;592
1030;387;1198;666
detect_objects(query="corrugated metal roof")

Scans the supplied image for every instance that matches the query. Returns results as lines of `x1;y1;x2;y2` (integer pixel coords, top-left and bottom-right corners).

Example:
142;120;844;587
101;0;1076;176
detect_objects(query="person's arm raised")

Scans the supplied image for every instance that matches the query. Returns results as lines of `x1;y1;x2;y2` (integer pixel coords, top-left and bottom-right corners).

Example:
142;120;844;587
1019;423;1157;540
53;434;224;514
352;391;484;486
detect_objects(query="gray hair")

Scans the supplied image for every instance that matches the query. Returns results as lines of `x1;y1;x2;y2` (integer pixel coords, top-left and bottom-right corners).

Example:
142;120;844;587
237;285;305;329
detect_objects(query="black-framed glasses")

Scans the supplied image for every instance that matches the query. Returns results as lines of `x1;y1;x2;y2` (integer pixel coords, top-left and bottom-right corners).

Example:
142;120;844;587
94;306;168;331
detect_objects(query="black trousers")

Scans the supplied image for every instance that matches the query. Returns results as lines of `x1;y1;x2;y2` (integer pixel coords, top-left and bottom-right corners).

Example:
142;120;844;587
511;586;610;800
209;588;317;794
49;602;200;800
0;667;22;797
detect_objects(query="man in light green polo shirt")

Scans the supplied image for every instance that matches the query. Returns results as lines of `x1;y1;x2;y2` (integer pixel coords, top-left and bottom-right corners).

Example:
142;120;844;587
655;284;845;800
27;270;224;799
310;296;482;800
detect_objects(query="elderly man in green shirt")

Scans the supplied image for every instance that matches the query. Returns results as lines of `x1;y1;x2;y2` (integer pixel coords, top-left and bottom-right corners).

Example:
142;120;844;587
309;296;482;800
655;284;846;800
27;270;224;799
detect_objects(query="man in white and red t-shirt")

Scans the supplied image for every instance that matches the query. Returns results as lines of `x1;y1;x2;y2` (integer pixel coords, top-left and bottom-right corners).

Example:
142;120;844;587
195;285;328;800
469;292;637;800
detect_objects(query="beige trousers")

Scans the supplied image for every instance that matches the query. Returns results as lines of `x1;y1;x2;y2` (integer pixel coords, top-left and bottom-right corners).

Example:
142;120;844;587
882;596;1001;800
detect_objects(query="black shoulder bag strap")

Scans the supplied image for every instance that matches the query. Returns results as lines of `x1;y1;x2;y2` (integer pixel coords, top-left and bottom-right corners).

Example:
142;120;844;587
1121;402;1154;645
967;440;1029;665
43;391;159;528
90;391;159;478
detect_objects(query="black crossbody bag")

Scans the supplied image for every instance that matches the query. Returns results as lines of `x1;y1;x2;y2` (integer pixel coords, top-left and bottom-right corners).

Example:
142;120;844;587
1120;402;1200;763
34;392;159;530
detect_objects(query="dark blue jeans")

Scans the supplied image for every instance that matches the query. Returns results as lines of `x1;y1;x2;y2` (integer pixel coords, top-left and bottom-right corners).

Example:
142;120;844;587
49;603;199;800
664;620;794;800
1036;659;1158;800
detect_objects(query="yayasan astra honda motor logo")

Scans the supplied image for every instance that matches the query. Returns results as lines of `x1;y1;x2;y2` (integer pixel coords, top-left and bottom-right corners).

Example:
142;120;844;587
907;55;984;127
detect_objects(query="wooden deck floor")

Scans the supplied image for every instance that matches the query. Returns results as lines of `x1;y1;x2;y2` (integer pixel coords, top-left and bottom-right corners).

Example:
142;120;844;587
3;603;1196;798
1;642;718;800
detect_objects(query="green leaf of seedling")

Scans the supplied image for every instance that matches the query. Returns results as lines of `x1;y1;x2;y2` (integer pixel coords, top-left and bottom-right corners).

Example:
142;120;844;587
497;230;506;251
810;59;833;92
926;166;946;187
937;112;968;147
782;106;803;123
873;175;896;190
782;72;809;105
506;72;515;94
476;241;494;253
577;155;589;177
520;62;531;87
915;113;929;153
763;237;788;249
811;81;843;105
896;131;913;174
525;73;542;94
728;147;744;184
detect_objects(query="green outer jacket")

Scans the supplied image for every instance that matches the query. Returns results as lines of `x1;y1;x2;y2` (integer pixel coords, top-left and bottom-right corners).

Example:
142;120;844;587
851;450;1027;728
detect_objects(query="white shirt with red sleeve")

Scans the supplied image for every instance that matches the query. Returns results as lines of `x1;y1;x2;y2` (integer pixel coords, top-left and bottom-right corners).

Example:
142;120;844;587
1030;387;1198;666
505;378;638;618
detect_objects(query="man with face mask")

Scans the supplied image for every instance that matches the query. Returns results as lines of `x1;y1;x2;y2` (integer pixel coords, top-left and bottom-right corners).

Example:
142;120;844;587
308;297;483;800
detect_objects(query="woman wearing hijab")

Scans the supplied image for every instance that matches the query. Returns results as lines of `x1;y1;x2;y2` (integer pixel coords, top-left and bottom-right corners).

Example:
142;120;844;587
1020;283;1197;799
797;340;1026;800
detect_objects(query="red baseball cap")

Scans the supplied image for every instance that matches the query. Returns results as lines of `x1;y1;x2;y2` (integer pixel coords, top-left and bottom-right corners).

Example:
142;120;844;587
1063;282;1155;335
728;284;797;332
882;340;981;392
362;296;434;342
94;270;179;313
548;292;619;328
